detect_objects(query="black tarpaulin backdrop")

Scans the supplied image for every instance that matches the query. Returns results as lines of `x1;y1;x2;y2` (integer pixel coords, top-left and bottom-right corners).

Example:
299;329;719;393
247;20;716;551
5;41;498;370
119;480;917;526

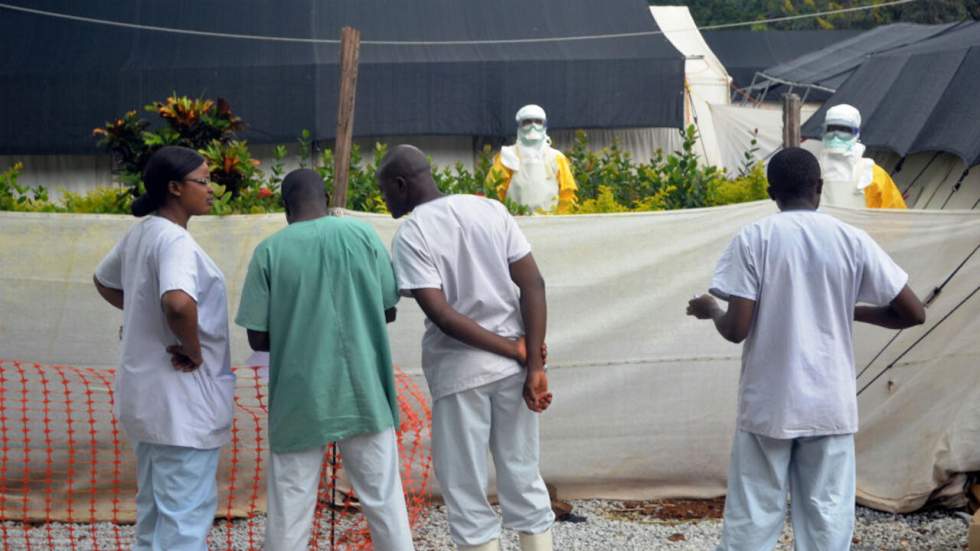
758;23;959;93
703;30;861;90
0;0;684;154
802;21;980;168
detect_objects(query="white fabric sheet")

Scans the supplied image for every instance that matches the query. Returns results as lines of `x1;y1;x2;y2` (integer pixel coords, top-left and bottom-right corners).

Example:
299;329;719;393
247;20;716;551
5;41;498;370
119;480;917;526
1;203;978;513
709;103;821;176
650;6;732;169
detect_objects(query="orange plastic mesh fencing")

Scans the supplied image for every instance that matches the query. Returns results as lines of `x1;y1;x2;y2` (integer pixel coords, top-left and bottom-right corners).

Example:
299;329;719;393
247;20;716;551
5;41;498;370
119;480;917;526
0;360;432;550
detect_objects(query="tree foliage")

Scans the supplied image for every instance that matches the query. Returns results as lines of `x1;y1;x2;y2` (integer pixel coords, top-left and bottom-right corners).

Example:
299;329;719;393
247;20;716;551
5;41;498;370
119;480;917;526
649;0;980;30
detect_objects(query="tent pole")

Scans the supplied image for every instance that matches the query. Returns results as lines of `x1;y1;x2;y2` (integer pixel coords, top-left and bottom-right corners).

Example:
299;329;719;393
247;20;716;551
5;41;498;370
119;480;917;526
744;73;760;105
782;93;801;148
756;81;772;107
331;26;361;212
939;169;970;210
901;151;940;197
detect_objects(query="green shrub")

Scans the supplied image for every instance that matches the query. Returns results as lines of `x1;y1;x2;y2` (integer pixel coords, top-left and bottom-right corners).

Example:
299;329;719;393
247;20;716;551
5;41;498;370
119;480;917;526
707;162;768;206
6;121;772;216
575;185;631;214
61;187;132;214
0;162;61;212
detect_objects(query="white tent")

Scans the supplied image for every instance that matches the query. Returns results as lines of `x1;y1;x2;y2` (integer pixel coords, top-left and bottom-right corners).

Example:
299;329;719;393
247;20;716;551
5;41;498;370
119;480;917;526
875;151;980;211
650;6;732;169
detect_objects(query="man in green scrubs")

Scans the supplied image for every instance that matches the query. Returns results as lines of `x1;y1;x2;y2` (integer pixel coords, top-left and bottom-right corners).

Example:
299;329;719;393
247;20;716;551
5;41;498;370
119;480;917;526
236;169;415;551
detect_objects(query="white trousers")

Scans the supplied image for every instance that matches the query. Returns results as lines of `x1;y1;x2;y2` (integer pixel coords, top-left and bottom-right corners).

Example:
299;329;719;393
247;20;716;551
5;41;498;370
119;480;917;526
432;373;554;547
134;442;220;551
717;430;856;551
264;427;414;551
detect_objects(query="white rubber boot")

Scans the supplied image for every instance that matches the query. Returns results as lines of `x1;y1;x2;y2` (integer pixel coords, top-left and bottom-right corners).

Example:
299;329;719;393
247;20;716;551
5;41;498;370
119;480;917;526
460;539;501;551
519;528;553;551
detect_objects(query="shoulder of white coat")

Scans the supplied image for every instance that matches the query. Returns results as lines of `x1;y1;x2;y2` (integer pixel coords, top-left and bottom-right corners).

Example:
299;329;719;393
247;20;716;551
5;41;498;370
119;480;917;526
392;213;419;241
499;145;520;171
479;196;512;219
154;220;193;250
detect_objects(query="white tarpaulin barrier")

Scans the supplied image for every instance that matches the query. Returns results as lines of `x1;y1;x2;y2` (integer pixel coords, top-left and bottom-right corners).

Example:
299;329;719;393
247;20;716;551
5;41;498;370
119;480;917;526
710;102;820;176
1;204;978;513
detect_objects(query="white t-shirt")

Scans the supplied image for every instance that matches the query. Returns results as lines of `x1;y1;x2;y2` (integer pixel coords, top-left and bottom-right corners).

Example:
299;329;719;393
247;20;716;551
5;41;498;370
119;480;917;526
95;215;235;449
391;195;531;400
710;210;907;439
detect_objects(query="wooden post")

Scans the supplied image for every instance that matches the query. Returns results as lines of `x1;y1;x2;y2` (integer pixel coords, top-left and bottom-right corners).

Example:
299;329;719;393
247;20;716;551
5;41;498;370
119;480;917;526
969;485;980;551
331;26;361;211
970;508;980;551
782;93;802;148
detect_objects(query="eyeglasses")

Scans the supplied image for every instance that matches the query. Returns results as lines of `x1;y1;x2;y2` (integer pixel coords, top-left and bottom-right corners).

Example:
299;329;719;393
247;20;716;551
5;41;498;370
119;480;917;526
520;119;545;127
183;177;212;186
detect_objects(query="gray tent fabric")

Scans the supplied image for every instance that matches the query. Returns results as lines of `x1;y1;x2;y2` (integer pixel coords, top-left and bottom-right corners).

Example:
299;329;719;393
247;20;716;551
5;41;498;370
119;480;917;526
802;22;980;169
702;30;861;92
0;0;684;154
756;23;960;94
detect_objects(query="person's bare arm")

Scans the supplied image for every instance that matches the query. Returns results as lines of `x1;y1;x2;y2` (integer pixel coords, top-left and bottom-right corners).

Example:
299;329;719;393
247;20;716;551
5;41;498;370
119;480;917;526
161;290;203;372
687;294;756;344
509;253;552;412
411;288;525;361
855;285;925;329
93;275;124;310
246;329;270;352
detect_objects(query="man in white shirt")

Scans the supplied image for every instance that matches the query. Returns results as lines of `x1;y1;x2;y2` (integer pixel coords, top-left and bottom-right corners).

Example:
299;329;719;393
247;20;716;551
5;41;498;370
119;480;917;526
378;145;555;551
687;147;925;550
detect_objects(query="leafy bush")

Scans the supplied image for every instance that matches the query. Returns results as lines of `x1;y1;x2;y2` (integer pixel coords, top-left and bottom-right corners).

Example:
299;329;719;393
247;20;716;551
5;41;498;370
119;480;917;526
93;94;258;199
564;125;766;213
61;187;132;214
708;162;768;206
7;107;769;216
0;162;60;212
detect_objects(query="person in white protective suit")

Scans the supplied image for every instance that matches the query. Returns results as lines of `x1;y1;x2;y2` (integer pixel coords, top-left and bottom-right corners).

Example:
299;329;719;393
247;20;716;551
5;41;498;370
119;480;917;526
487;104;578;214
687;147;925;551
811;104;906;209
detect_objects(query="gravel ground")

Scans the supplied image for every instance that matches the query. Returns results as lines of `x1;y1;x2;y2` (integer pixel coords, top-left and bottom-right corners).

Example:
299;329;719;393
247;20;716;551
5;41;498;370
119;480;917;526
1;501;970;550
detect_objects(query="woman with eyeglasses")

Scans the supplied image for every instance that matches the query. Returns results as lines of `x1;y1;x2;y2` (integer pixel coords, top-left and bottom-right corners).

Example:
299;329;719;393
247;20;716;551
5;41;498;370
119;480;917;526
93;145;235;551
